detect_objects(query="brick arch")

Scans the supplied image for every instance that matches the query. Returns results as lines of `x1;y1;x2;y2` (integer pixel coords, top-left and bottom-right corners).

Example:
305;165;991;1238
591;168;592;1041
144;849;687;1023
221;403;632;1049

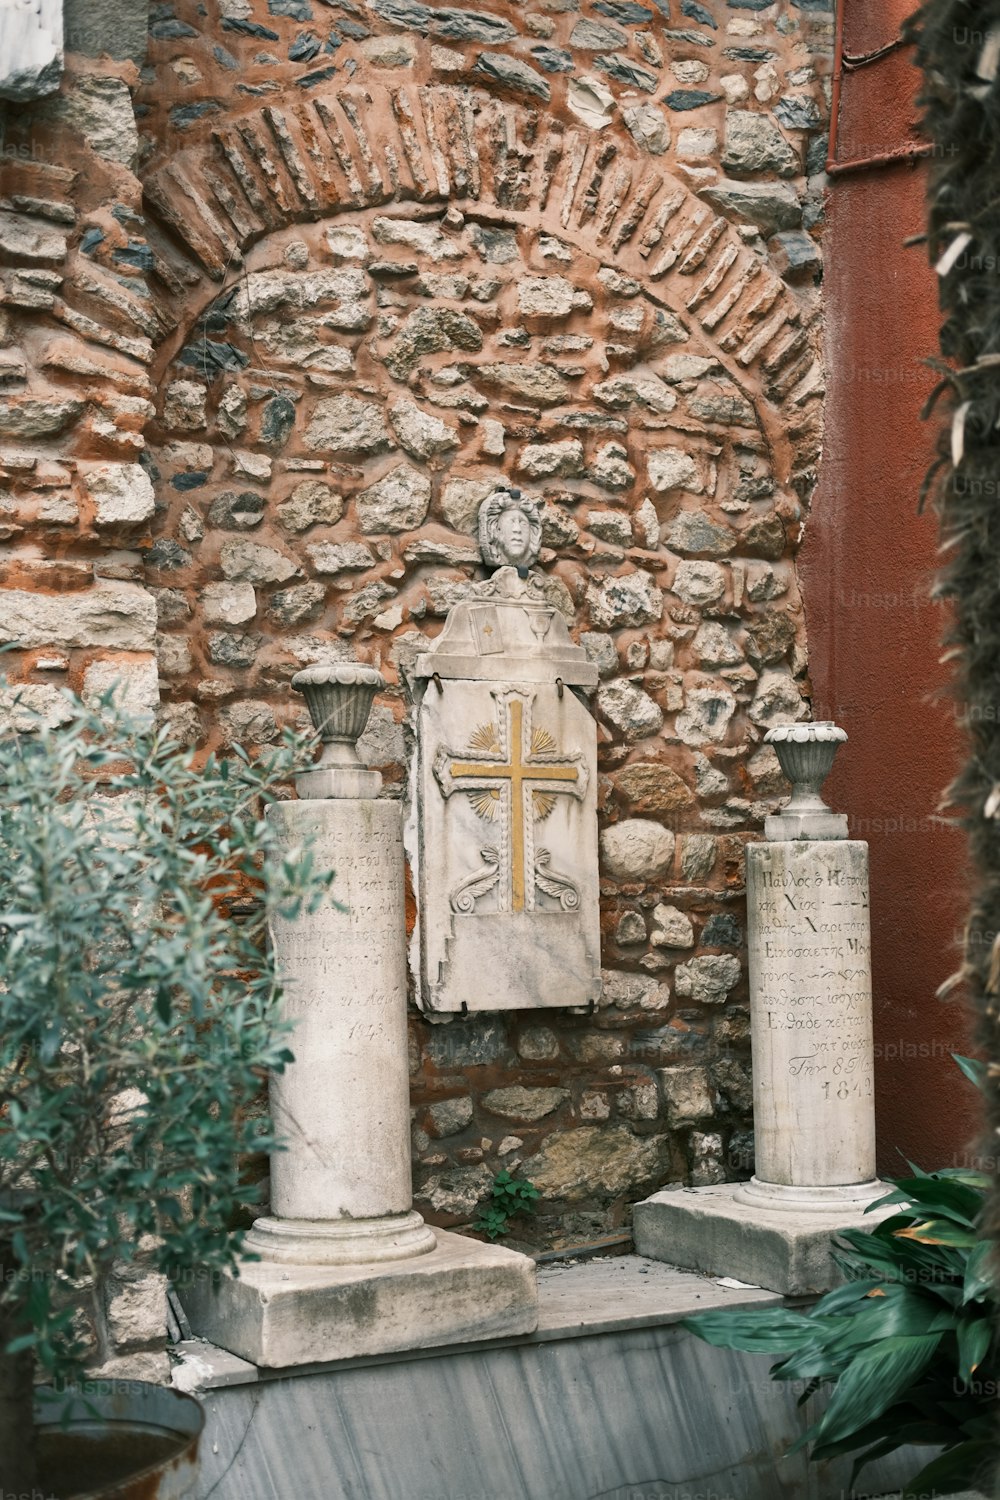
135;67;817;767
140;80;818;488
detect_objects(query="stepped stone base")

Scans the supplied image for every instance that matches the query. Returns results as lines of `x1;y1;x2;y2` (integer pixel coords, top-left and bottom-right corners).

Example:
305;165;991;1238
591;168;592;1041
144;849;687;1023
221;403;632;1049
179;1229;538;1369
633;1183;895;1296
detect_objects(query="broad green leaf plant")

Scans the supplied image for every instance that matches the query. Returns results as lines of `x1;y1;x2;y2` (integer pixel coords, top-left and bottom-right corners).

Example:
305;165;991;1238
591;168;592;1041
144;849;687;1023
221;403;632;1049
683;1056;997;1499
474;1170;542;1242
0;684;331;1391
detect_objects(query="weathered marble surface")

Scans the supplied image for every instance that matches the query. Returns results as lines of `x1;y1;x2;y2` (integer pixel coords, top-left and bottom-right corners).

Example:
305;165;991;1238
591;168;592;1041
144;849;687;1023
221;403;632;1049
634;1182;896;1296
743;838;879;1202
265;796;421;1233
763;722;849;842
0;0;62;100
411;568;601;1013
182;1256;933;1500
636;829;885;1294
183;714;539;1365
180;1227;537;1370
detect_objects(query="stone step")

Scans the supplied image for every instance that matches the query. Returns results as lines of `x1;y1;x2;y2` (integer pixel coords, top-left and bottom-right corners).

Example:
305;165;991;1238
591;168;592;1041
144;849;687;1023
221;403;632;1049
173;1253;949;1500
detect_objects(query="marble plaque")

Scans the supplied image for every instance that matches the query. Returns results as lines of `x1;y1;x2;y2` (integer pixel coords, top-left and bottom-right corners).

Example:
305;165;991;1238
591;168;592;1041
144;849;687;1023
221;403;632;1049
410;568;601;1013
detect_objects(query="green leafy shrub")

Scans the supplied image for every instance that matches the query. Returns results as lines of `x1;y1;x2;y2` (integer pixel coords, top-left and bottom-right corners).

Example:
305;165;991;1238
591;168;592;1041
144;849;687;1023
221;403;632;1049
683;1057;997;1499
474;1170;541;1241
0;686;330;1394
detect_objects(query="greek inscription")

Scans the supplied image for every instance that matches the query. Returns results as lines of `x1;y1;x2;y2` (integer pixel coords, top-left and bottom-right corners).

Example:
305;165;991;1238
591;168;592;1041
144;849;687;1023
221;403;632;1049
753;854;874;1101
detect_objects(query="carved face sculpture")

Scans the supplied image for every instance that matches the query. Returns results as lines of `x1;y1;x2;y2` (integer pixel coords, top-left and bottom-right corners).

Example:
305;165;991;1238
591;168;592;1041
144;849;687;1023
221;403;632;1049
498;506;532;563
479;490;542;571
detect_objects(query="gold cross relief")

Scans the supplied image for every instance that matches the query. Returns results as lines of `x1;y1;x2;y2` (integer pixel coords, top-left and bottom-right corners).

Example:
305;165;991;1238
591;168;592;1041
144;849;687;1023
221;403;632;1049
433;689;588;914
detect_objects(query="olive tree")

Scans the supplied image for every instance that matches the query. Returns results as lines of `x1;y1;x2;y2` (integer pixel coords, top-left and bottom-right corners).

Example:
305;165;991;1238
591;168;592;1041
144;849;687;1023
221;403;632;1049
0;686;329;1488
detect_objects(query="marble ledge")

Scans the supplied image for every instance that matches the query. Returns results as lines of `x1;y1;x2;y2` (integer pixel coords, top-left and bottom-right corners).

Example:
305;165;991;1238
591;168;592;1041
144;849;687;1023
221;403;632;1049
170;1252;781;1393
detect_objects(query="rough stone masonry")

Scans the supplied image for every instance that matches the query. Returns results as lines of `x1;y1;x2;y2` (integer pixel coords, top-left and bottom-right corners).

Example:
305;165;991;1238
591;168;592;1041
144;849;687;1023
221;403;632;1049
0;0;832;1282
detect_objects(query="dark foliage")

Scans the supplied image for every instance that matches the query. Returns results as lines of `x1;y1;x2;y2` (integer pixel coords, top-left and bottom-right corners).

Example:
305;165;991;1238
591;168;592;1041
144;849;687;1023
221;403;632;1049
904;1;1000;1259
685;1059;996;1497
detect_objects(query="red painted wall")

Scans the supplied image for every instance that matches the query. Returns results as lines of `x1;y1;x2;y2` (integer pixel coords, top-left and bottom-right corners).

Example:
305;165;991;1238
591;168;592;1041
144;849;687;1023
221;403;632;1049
800;0;979;1174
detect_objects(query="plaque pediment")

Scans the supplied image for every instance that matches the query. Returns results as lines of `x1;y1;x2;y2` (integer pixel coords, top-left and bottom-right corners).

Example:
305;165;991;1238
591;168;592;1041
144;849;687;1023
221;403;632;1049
414;568;598;688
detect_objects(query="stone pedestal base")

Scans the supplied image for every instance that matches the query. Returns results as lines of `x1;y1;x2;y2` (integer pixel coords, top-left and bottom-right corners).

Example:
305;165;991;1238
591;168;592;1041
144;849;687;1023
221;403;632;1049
180;1230;539;1369
734;1176;887;1213
244;1210;437;1266
633;1183;895;1296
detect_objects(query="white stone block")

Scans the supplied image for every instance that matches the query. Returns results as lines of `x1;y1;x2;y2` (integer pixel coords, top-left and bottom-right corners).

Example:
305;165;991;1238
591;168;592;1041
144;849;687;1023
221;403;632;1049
82;657;160;718
0;0;62;100
634;1183;896;1297
0;584;157;651
82;462;155;529
180;1230;538;1369
411;570;601;1013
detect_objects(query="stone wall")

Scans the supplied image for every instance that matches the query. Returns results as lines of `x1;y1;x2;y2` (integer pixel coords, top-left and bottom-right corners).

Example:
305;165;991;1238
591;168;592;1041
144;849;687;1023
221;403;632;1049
55;1253;172;1385
0;0;832;1251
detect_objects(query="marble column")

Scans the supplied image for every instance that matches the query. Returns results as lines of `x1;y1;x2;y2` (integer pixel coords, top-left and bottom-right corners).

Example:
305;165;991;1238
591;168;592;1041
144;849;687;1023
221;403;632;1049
634;722;889;1295
246;663;436;1265
738;724;881;1210
181;661;537;1366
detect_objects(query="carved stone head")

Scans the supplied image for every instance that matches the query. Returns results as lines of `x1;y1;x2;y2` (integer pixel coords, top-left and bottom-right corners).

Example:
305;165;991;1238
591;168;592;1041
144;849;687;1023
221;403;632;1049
478;487;543;573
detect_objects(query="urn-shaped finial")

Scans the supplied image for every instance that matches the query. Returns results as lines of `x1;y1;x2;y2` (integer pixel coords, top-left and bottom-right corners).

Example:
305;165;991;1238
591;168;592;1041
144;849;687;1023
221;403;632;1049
292;661;384;769
764;721;849;840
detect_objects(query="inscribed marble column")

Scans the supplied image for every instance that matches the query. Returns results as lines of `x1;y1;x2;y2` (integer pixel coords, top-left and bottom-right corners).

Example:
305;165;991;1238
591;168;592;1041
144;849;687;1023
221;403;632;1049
249;664;433;1265
181;661;537;1365
740;831;880;1208
634;722;889;1294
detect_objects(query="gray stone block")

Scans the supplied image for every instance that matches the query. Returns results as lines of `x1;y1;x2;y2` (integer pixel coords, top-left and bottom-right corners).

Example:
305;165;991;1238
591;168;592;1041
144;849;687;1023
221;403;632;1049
633;1183;894;1295
64;0;149;62
700;178;803;236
